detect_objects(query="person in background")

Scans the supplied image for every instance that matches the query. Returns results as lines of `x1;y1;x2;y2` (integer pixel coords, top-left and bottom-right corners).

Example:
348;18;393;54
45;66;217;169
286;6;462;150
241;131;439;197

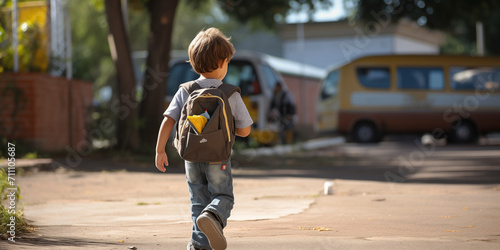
268;82;296;144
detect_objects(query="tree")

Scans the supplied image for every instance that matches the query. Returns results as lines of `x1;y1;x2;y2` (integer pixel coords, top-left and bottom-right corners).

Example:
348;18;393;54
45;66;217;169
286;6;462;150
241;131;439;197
350;0;500;55
106;0;332;148
104;0;140;149
138;0;179;147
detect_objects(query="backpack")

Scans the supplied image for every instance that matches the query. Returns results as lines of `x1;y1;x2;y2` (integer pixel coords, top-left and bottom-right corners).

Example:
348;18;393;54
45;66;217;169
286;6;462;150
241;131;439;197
174;81;240;162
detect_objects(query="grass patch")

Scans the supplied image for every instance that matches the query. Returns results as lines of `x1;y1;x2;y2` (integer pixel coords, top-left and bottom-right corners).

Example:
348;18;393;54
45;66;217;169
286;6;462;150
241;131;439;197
0;206;30;240
0;169;30;241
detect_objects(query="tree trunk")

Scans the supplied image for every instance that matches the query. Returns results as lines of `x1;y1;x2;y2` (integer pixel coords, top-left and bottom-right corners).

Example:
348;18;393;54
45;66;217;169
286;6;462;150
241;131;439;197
138;0;179;146
104;0;140;150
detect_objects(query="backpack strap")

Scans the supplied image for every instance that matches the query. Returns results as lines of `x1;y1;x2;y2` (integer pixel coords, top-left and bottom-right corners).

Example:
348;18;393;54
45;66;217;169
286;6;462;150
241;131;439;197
218;83;241;98
180;81;201;94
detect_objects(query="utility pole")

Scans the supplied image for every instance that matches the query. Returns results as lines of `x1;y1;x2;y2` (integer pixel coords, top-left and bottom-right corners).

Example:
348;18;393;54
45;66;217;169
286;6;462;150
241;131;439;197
476;21;484;56
12;0;18;72
297;21;306;125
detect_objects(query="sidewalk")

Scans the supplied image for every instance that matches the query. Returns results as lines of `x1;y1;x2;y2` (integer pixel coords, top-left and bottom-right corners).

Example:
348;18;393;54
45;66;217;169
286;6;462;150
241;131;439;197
2;157;500;250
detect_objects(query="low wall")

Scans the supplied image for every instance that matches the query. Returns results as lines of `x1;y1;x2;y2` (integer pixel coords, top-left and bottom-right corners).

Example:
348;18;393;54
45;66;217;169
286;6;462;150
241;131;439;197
0;73;93;152
282;74;321;138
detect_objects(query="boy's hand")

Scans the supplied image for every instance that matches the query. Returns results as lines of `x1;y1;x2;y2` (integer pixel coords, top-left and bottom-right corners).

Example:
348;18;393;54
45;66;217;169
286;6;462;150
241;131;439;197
155;152;168;172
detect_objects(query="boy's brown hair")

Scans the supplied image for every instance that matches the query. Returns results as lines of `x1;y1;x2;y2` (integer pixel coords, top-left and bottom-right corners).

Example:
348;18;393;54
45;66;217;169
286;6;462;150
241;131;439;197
188;27;235;74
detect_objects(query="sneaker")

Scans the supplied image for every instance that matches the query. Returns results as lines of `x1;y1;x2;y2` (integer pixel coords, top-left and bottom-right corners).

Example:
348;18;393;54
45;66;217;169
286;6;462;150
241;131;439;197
196;211;227;250
187;241;205;250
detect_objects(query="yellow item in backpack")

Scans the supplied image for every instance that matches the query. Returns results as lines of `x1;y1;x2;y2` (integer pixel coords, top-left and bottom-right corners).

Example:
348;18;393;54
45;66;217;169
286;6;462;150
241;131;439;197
187;115;208;134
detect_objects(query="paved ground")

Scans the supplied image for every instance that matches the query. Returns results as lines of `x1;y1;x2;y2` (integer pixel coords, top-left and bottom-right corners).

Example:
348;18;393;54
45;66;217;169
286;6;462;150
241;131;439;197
2;138;500;249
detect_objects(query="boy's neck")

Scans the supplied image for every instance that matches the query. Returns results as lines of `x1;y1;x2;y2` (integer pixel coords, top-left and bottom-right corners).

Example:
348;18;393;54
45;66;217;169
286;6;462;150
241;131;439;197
200;71;223;81
199;59;227;80
199;75;220;81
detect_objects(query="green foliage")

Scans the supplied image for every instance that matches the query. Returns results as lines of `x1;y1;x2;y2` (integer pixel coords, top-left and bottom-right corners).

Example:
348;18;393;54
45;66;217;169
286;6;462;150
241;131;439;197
216;0;332;27
70;1;114;85
0;20;45;73
0;168;29;237
0;169;20;204
22;152;37;159
441;35;477;55
0;205;29;237
127;6;150;52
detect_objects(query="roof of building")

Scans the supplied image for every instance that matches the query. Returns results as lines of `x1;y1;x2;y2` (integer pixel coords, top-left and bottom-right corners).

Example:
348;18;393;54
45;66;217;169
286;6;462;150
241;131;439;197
279;18;445;46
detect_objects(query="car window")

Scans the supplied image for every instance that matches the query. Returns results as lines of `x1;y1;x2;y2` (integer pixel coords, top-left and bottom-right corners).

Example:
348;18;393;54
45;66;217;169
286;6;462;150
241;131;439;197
397;67;444;90
167;62;198;96
260;64;279;92
356;67;390;89
223;60;260;96
321;70;339;100
449;67;500;91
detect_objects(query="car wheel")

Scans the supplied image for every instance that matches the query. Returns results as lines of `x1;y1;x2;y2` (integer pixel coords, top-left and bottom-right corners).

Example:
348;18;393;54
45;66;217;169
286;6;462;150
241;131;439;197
449;120;478;144
352;122;380;143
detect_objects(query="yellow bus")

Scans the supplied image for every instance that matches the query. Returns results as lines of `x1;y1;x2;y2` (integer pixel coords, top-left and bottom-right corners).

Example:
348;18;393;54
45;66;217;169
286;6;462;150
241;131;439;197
316;55;500;143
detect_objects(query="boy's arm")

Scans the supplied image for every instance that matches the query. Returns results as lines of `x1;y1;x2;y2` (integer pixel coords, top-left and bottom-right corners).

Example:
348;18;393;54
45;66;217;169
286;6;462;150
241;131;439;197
155;116;176;172
229;92;253;138
235;126;251;137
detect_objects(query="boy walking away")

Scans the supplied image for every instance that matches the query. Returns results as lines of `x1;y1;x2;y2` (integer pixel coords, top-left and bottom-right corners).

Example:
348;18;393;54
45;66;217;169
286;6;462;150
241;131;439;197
155;28;253;250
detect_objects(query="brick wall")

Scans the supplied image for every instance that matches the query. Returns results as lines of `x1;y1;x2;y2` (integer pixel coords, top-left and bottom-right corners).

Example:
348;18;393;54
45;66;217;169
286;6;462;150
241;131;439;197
0;73;93;152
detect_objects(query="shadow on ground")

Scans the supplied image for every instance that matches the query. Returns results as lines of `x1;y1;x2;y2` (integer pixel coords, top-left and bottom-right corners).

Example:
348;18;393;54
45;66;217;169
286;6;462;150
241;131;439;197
31;142;500;185
12;236;119;248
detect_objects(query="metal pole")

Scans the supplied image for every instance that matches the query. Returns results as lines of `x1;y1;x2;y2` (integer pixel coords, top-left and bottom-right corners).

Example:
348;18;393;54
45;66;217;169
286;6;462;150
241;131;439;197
65;0;73;148
476;21;484;56
297;22;306;125
12;0;19;72
65;0;72;79
50;0;57;75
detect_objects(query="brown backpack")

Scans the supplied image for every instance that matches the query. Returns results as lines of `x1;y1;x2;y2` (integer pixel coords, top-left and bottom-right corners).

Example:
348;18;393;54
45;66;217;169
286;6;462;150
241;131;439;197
174;81;240;162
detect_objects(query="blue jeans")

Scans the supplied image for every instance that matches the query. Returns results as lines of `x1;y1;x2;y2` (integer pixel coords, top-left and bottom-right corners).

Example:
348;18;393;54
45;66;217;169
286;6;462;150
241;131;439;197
185;160;234;249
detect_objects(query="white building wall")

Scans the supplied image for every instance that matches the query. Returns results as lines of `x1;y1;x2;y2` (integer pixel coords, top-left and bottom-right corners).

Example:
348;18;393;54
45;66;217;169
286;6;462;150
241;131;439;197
283;35;395;69
393;35;439;54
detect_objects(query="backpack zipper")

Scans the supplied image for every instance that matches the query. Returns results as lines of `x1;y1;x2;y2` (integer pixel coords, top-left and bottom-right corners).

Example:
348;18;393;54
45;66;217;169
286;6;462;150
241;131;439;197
181;93;231;142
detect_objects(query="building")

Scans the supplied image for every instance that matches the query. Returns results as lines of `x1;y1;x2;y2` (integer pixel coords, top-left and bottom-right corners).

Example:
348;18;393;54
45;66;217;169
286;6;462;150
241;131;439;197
279;18;446;69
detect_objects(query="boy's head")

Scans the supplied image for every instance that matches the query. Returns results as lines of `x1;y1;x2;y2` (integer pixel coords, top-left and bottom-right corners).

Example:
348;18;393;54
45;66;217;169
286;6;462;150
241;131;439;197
188;27;235;74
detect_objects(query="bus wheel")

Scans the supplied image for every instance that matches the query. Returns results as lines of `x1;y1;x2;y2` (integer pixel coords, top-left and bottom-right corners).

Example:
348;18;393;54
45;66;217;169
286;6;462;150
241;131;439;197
449;120;478;144
352;122;380;143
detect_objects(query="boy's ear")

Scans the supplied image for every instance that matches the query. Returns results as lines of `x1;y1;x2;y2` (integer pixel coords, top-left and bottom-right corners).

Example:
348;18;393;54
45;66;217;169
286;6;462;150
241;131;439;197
219;58;228;68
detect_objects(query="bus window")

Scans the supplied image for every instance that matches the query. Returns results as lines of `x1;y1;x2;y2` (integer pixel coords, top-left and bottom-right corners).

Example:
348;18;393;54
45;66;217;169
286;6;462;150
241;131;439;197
356;67;390;89
450;67;500;91
321;70;339;100
397;67;444;90
224;61;260;95
167;62;199;96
